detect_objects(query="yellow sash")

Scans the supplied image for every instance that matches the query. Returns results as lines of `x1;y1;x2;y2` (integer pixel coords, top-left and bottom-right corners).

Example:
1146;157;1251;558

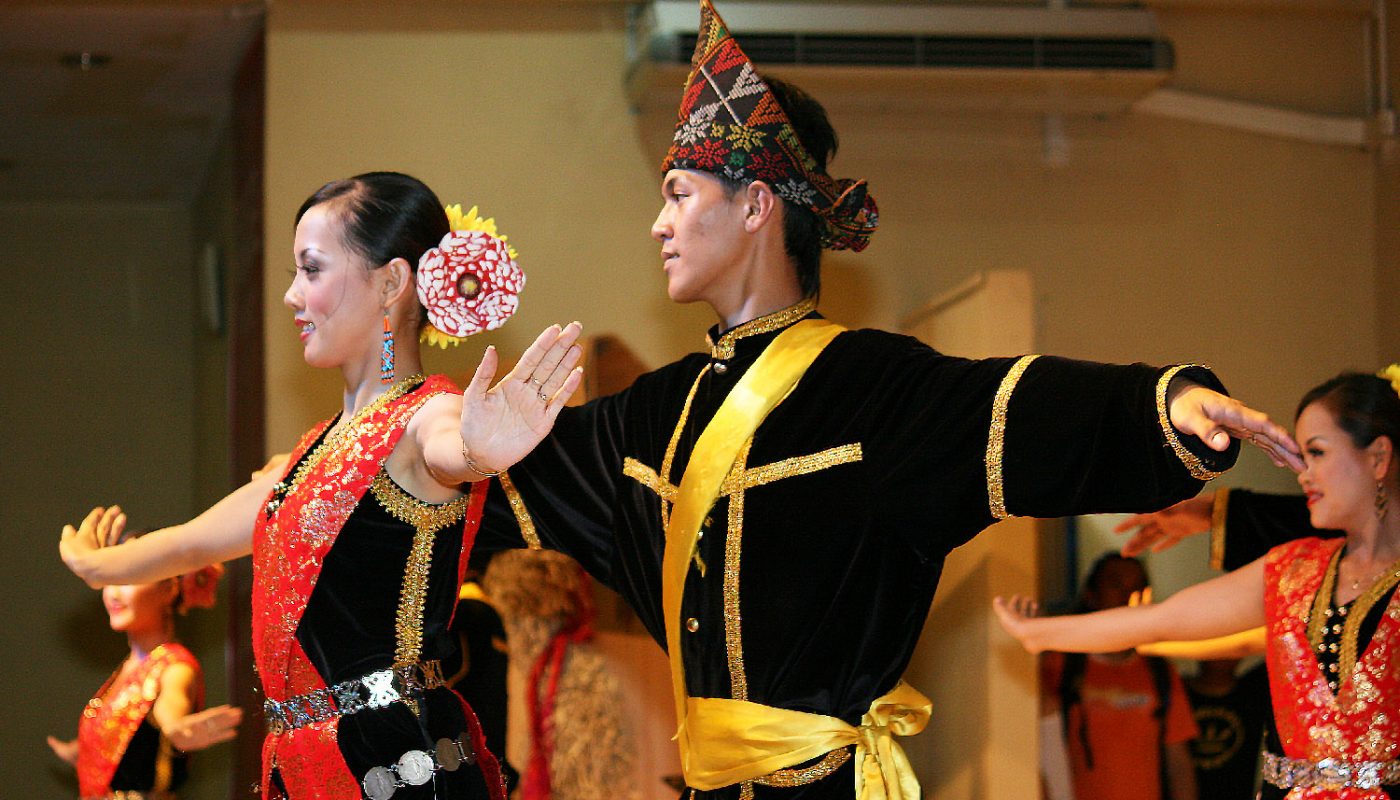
663;319;931;798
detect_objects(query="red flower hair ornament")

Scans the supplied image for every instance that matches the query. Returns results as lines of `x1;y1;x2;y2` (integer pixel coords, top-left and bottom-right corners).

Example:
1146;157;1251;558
417;204;526;348
176;563;224;614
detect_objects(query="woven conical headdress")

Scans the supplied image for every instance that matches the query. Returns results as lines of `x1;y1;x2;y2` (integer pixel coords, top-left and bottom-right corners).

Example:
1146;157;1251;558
660;0;879;252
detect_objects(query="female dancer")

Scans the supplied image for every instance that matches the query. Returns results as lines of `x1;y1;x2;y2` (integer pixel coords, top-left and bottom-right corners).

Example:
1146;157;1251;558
995;371;1400;798
59;171;583;800
47;542;237;800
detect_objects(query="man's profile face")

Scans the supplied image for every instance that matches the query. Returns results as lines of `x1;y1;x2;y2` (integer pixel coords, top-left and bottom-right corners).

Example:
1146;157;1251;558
650;169;750;305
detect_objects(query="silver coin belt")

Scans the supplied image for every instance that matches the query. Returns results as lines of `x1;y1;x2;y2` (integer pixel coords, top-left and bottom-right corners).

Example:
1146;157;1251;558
1263;752;1400;791
263;660;445;735
362;736;475;800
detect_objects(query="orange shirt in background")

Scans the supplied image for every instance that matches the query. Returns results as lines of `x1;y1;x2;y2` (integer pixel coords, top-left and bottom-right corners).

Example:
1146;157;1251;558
1042;651;1199;800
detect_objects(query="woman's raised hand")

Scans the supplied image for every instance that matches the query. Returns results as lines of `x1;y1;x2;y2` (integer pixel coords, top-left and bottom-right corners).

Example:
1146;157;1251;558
59;506;126;588
1114;493;1214;557
458;322;585;475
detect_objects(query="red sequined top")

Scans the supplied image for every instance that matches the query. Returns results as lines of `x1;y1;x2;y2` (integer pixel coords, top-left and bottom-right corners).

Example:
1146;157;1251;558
76;642;202;798
251;376;502;799
1265;537;1400;799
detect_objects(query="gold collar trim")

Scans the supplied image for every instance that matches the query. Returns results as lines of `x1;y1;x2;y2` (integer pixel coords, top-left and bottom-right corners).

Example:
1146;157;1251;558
707;298;818;360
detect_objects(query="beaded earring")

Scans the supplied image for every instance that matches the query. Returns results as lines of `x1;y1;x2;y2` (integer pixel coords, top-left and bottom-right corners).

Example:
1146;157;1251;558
380;314;395;384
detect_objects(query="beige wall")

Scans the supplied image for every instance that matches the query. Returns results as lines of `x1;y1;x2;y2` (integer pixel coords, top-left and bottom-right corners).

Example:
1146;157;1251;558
0;201;229;798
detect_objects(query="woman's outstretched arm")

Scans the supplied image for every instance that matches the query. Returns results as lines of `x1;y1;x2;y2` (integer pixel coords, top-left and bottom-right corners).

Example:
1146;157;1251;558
59;466;280;588
993;556;1266;654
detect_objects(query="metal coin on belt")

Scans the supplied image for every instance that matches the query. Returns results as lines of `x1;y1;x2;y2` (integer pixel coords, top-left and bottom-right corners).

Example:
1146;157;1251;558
362;766;397;800
398;750;436;785
435;737;472;771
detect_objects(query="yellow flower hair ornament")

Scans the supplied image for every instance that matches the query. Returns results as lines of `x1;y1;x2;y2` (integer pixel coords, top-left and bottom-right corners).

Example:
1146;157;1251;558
417;204;525;348
1380;363;1400;399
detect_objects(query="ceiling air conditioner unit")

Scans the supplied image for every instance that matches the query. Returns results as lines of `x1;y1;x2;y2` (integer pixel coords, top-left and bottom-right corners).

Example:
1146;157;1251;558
626;0;1174;117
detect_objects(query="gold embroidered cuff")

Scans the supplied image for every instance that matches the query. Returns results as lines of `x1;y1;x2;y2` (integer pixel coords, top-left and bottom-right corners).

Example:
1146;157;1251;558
1155;364;1228;482
1209;487;1230;571
986;355;1040;520
498;470;541;549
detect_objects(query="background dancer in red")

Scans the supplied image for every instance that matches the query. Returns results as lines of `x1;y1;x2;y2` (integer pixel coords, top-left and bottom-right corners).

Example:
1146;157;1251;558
48;530;237;799
997;370;1400;798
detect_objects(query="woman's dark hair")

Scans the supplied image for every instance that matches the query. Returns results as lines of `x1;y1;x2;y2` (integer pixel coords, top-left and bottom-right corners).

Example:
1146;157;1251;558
717;75;836;299
296;172;448;325
1296;372;1400;458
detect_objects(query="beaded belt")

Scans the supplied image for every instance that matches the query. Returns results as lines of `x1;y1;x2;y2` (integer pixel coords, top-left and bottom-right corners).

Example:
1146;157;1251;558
754;748;851;787
1263;752;1400;791
362;736;475;800
263;660;446;735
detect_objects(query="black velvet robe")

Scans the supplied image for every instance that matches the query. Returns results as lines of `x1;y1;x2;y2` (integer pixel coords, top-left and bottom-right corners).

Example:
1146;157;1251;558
476;307;1236;799
1214;488;1339;570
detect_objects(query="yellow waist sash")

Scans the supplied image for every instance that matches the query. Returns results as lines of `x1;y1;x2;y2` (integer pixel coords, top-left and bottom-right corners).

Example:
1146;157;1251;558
663;319;931;798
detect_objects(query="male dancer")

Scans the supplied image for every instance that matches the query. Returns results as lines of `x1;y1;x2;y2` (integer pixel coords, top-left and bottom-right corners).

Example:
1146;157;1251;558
476;2;1300;797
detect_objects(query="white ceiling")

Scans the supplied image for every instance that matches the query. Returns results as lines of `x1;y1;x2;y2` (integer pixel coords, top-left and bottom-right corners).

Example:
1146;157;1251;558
0;3;263;203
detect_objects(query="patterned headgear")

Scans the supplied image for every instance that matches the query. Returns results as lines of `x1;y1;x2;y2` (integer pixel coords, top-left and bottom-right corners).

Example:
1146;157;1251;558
417;204;526;348
660;0;878;252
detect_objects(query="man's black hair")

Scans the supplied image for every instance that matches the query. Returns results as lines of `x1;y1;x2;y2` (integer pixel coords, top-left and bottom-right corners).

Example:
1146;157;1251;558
716;75;837;299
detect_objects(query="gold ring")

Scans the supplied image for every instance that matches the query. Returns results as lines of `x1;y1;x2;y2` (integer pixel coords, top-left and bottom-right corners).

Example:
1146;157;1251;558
537;391;548;403
528;377;544;387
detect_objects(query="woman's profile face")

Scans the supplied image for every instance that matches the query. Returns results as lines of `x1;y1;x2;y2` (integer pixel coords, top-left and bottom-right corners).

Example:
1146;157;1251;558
1297;402;1374;532
102;580;175;634
284;203;381;370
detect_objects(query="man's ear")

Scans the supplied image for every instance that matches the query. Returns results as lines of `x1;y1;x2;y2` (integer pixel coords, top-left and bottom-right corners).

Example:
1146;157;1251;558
380;257;414;309
743;180;779;233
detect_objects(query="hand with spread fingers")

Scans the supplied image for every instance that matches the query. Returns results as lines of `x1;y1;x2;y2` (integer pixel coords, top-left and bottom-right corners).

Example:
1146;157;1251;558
456;321;585;477
1115;493;1214;557
59;506;127;588
1167;381;1303;472
165;704;244;752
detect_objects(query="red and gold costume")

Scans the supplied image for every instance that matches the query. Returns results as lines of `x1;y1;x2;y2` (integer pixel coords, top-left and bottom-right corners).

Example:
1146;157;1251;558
253;375;504;799
1264;537;1400;799
76;642;202;800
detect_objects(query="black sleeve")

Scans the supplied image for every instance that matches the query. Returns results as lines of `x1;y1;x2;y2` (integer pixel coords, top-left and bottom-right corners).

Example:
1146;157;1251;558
1215;488;1336;571
471;384;637;586
999;358;1238;518
859;334;1237;559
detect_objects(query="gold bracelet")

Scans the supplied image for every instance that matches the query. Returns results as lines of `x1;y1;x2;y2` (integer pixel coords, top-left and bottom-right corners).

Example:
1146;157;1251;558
460;440;501;477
